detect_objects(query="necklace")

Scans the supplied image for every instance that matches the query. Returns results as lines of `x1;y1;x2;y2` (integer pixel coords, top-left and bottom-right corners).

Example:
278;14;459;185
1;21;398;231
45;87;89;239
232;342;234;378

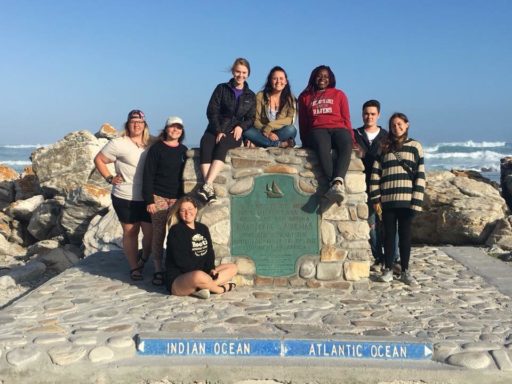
129;136;144;148
269;93;280;111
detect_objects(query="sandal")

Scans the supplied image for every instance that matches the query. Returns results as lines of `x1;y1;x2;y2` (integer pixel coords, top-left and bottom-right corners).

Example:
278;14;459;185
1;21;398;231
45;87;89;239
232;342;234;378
130;266;143;281
152;272;165;286
137;250;149;269
221;282;236;293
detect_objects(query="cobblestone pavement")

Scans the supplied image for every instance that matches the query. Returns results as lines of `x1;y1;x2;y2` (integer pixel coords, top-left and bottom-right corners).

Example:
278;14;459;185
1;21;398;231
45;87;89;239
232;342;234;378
0;246;512;382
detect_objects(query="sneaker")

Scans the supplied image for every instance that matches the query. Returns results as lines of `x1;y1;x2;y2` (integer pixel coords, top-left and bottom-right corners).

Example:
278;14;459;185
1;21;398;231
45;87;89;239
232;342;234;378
400;271;414;286
370;261;383;272
198;183;217;203
191;288;210;299
325;179;345;205
379;269;393;282
392;263;402;276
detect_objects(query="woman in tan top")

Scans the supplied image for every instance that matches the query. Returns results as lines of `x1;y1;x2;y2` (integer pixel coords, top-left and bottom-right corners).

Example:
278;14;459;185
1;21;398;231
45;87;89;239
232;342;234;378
243;66;297;148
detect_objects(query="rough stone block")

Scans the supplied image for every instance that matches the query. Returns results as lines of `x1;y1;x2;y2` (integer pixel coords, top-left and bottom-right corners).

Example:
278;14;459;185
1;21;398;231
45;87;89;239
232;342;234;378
446;351;492;369
316;262;343;280
263;164;298;174
345;172;366;194
348;249;371;261
232;274;254;287
321;221;336;245
299;259;316;279
323;281;351;290
320;245;347;262
338;221;370;241
343;261;370;281
235;257;256;275
273;277;289;287
357;203;369;220
254;276;274;286
298;179;317;194
229;178;254;195
322;204;349;221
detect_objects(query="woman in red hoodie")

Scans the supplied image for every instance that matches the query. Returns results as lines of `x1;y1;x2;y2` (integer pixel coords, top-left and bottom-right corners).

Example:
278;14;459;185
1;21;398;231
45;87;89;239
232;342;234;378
298;65;353;205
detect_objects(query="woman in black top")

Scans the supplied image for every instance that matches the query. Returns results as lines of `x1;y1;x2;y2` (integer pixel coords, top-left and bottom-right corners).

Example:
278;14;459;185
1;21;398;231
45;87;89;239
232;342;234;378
142;116;187;285
197;57;256;204
165;197;237;298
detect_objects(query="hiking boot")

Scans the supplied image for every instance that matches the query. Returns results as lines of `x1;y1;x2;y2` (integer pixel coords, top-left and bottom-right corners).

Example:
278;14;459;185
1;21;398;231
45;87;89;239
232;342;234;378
379;269;393;282
400;271;414;286
191;288;210;299
325;178;345;205
198;183;217;203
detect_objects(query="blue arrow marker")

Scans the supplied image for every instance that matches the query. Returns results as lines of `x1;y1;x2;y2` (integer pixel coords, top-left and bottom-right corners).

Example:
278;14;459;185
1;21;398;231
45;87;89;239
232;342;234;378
284;340;433;360
137;338;281;357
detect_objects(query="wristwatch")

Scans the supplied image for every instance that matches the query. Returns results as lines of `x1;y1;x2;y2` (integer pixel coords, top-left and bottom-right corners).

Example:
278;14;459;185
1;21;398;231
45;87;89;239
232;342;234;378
105;175;114;184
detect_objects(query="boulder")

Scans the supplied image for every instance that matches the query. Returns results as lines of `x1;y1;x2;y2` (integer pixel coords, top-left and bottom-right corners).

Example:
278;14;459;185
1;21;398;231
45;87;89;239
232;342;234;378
31;131;105;196
27;197;65;241
36;247;80;273
0;164;18;209
26;239;61;257
0;211;11;239
412;171;508;245
82;207;123;256
60;184;111;245
14;167;42;201
0;233;26;257
486;215;512;251
95;123;119;140
6;195;45;221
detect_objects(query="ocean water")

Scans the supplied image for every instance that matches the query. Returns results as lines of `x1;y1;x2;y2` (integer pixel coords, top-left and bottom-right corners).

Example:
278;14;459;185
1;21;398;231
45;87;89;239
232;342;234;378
1;141;511;183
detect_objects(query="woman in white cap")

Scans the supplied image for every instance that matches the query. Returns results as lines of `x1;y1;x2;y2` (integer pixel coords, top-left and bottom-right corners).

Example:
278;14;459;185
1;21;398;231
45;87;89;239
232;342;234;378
94;109;153;281
142;116;187;285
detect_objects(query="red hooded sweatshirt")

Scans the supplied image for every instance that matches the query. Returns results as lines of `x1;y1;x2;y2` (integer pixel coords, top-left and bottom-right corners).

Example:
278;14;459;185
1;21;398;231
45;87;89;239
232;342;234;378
298;87;353;147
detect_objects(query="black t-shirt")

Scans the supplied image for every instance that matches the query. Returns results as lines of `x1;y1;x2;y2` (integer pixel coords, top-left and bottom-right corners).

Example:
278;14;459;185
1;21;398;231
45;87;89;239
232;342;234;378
142;141;187;204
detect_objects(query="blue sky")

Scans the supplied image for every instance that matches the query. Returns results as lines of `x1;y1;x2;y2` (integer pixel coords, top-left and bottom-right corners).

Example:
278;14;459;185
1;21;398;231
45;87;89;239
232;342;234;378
1;0;511;146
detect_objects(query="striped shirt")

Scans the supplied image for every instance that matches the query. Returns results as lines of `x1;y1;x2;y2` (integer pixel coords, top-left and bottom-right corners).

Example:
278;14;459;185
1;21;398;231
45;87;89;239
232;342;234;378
369;139;426;211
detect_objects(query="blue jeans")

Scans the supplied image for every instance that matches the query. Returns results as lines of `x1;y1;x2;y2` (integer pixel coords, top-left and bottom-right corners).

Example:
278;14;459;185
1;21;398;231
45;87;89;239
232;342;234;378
243;125;297;148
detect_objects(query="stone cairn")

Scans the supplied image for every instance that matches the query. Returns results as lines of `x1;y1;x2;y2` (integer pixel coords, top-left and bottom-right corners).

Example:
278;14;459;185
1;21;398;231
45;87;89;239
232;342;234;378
182;147;371;289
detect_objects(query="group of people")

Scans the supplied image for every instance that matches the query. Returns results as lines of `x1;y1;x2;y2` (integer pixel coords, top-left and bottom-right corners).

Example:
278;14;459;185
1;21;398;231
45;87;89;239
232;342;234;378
94;57;425;297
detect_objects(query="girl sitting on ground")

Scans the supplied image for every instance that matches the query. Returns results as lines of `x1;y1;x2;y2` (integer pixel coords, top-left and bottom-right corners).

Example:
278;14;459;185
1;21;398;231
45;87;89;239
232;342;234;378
165;196;238;299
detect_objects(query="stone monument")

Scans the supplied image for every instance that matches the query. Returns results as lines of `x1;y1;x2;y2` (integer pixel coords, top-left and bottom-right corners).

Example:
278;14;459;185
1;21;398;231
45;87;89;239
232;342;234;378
182;147;371;289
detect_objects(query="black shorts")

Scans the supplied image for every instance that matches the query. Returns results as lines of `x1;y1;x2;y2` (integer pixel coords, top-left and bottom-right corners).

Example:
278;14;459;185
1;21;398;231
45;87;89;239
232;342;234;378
111;194;151;224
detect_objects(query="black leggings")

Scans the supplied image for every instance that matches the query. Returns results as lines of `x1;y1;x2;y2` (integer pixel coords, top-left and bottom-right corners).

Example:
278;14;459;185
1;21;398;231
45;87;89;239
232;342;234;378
200;131;242;164
382;208;414;271
311;128;352;182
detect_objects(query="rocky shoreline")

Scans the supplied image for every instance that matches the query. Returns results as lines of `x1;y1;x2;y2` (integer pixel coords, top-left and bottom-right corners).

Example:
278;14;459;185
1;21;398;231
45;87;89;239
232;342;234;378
1;128;512;308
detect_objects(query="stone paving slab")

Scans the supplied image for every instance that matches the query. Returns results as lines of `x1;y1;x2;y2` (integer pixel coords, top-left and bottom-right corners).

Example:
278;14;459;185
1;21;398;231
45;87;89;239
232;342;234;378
0;246;512;382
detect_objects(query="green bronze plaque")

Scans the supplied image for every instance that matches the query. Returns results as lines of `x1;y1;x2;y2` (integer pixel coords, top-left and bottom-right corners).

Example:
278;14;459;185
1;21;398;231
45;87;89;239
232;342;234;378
231;175;319;276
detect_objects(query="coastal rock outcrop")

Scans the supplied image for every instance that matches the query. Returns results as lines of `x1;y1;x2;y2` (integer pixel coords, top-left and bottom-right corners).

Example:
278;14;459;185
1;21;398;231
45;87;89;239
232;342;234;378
0;165;19;209
412;171;508;245
31;130;108;196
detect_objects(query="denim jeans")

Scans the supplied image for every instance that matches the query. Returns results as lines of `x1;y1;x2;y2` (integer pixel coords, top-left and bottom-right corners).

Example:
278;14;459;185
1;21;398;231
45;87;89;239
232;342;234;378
243;125;297;148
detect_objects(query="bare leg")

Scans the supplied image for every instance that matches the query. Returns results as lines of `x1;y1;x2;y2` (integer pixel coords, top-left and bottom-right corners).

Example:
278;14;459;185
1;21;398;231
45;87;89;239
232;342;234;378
171;264;238;296
171;270;226;296
214;263;238;285
203;159;224;184
140;221;153;267
200;163;211;181
121;222;141;272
